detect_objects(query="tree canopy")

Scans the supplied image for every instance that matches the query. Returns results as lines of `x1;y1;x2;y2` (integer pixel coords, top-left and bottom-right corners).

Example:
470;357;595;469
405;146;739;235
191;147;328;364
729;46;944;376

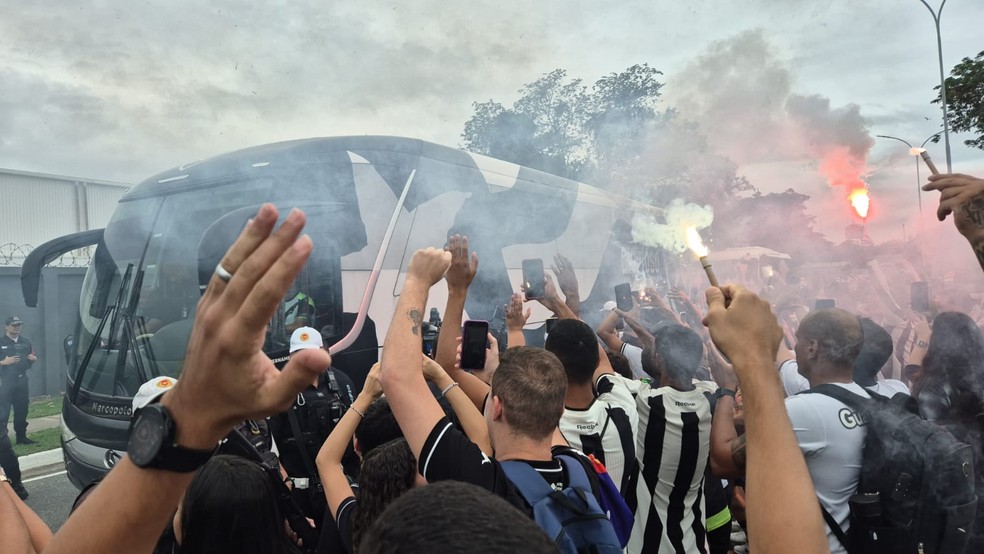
934;50;984;150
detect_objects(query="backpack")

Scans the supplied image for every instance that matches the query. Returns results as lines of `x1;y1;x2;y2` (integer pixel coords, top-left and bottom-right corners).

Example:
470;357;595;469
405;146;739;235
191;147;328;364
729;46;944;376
807;385;978;554
501;455;622;554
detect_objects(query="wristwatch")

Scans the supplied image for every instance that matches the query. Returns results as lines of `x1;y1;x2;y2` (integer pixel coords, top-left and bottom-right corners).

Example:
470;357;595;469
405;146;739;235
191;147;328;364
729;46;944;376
714;388;737;400
128;403;214;472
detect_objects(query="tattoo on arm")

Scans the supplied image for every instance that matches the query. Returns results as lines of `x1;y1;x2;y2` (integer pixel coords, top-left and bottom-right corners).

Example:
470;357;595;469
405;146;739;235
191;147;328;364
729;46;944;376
963;197;984;227
407;308;423;336
731;434;748;472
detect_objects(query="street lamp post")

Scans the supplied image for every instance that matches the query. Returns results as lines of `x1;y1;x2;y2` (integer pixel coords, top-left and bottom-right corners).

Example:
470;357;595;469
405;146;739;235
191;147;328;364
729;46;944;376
876;133;942;213
918;0;953;173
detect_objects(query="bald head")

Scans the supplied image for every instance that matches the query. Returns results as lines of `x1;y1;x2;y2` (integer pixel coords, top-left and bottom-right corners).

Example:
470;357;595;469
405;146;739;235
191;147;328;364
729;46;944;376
796;308;863;370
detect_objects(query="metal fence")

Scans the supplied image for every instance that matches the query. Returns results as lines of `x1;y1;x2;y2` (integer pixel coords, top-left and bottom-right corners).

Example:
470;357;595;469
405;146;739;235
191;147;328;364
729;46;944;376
0;243;93;268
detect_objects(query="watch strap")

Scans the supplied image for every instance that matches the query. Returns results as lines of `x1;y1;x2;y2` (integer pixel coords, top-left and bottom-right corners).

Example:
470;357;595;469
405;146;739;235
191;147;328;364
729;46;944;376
154;441;215;473
715;387;737;400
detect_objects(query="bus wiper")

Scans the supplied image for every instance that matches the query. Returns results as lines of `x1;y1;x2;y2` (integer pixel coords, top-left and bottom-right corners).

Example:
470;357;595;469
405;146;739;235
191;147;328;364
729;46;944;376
70;266;132;402
105;264;134;351
114;266;149;388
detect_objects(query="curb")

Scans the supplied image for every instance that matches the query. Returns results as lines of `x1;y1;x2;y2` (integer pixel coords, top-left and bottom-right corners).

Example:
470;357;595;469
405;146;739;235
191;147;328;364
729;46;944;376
20;448;62;472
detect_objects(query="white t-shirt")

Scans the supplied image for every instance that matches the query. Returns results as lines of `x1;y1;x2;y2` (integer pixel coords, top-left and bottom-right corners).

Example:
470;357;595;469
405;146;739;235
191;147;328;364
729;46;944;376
785;382;870;554
620;343;647;379
559;373;640;494
629;379;717;554
779;359;910;398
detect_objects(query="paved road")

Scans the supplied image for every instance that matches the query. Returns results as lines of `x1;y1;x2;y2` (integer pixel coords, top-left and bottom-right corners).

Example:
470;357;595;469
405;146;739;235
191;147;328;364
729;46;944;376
23;469;78;532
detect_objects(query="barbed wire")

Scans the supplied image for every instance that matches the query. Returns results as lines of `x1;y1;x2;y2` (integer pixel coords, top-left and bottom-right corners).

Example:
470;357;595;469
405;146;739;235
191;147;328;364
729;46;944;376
0;243;92;268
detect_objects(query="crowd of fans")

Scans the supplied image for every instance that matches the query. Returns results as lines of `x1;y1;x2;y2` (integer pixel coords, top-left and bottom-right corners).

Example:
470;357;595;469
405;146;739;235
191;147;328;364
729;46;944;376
1;173;983;553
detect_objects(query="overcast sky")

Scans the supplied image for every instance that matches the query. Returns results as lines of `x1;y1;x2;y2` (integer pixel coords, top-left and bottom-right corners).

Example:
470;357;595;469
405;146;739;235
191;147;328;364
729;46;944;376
2;0;982;244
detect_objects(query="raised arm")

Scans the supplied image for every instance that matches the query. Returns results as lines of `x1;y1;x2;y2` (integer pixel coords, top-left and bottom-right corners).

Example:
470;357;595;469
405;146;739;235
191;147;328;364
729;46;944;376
378;248;453;463
435;235;478;374
596;309;625;352
45;205;330;554
704;284;828;554
615;309;655;352
551;254;581;318
706;347;744;478
1;469;37;554
504;292;530;348
533;273;577;320
923;173;984;272
423;355;492;455
317;363;383;520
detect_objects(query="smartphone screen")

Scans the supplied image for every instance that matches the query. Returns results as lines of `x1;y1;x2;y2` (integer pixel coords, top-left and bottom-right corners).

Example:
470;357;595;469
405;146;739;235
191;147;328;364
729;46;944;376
614;283;633;312
814;299;836;310
460;320;489;370
911;282;930;313
522;259;546;300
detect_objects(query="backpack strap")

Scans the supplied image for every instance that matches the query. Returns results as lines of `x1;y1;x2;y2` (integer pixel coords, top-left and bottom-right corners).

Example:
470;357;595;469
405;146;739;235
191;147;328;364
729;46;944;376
501;455;594;514
286;408;322;490
818;501;852;553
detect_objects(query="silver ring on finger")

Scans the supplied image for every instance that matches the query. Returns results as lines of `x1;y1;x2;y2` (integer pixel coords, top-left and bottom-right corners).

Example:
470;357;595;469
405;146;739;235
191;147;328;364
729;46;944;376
215;263;234;283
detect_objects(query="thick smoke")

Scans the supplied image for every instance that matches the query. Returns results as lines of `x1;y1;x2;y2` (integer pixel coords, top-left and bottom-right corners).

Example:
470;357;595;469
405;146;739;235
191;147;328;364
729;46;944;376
663;30;874;199
631;199;714;253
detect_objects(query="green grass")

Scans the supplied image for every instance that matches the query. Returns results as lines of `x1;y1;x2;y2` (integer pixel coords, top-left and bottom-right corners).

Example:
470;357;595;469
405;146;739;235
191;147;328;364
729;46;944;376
12;427;61;457
26;395;63;420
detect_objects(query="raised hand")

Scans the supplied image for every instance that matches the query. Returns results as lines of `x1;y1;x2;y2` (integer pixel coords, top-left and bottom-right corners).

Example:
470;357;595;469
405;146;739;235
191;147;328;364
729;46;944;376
407;247;453;289
162;204;330;449
504;292;531;331
444;234;479;292
551;254;578;298
703;285;783;372
362;362;384;399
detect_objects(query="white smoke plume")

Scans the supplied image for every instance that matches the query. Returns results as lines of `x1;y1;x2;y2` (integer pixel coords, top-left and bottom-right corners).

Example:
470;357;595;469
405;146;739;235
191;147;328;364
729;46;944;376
631;198;714;252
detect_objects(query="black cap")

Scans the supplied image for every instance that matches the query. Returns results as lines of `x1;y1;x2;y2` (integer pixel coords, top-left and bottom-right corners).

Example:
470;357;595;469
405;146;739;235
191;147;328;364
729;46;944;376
5;316;23;325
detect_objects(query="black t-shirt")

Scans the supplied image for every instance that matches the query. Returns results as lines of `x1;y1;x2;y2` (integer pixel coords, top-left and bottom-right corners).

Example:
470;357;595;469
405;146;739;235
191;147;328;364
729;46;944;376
419;417;602;516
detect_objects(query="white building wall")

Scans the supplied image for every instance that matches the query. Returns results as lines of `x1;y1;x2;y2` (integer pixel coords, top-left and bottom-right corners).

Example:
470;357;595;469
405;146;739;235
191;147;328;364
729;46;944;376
0;168;130;266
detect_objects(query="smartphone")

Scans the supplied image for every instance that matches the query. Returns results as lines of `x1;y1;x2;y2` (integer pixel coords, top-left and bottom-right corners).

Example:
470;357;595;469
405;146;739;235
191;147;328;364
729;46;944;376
911;282;931;313
614;283;633;312
815;299;836;310
460;320;489;370
522;259;546;300
545;317;559;335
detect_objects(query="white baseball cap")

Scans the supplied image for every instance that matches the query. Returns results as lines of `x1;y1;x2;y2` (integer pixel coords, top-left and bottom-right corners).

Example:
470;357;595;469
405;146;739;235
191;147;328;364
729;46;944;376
600;301;618;312
289;326;324;353
132;376;177;411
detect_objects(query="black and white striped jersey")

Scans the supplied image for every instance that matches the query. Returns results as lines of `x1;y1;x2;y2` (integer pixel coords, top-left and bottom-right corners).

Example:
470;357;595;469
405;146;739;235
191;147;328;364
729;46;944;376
559;373;640;494
627;380;716;554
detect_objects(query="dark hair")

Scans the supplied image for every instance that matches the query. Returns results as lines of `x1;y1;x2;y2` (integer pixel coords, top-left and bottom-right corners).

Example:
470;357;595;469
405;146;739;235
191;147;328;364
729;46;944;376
798;308;863;368
352;439;417;551
919;312;984;423
544;319;601;385
652;324;704;382
359;481;556;554
852;318;893;386
355;397;403;456
606;350;633;380
493;347;567;440
641;345;661;382
179;455;298;554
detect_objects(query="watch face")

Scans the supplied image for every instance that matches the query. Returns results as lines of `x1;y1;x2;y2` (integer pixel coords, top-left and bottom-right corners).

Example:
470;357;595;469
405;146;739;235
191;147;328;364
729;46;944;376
129;406;166;466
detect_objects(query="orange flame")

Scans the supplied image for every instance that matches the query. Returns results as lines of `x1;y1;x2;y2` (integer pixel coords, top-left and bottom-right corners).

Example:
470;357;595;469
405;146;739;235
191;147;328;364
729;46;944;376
849;188;870;219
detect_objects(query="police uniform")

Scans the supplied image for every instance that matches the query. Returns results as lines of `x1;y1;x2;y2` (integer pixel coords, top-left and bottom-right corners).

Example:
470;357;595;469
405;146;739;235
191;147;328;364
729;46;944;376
1;316;35;443
269;326;356;524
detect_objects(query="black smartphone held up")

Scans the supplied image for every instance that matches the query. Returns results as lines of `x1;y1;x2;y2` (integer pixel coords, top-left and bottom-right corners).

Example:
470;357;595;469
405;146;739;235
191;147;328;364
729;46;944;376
815;299;836;310
911;281;931;313
545;317;559;335
522;259;546;300
614;282;633;312
460;320;490;370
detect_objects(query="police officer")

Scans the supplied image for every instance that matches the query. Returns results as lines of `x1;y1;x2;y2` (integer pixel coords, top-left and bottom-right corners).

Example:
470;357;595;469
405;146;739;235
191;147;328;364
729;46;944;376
1;316;36;445
269;326;356;525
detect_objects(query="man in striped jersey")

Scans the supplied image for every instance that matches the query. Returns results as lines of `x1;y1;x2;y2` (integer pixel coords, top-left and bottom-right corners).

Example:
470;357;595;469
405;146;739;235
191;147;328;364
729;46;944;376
547;319;640;495
628;324;717;554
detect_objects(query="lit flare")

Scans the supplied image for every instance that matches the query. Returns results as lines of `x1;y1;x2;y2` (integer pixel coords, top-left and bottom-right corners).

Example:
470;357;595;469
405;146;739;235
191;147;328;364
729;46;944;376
849;189;870;220
686;227;719;287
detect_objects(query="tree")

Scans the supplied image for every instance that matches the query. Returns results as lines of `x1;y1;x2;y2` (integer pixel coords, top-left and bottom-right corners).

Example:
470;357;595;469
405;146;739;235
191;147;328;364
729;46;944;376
461;65;665;180
933;50;984;150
